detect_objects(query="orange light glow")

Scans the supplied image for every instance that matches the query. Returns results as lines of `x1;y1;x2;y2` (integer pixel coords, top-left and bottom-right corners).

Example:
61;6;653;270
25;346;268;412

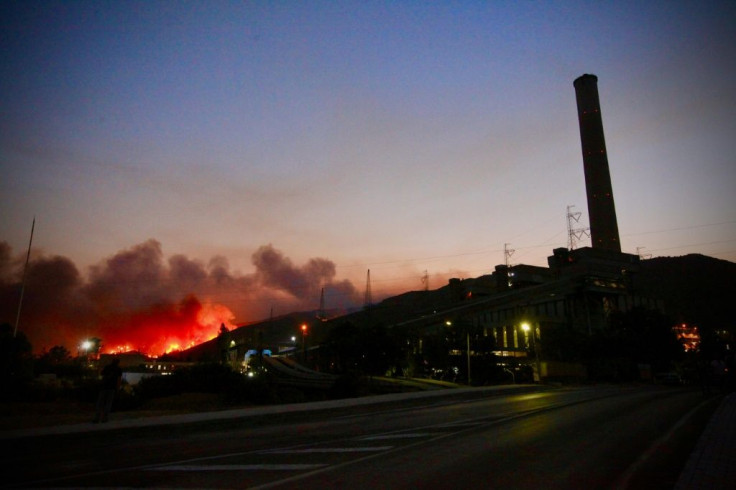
673;323;700;352
97;296;236;357
109;344;134;354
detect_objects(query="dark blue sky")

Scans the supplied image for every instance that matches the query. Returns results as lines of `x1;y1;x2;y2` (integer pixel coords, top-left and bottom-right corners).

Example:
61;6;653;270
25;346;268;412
2;1;735;311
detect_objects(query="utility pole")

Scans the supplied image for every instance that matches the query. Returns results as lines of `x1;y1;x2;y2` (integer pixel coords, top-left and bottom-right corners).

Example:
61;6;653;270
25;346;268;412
364;269;372;309
300;324;308;364
317;287;326;321
14;217;35;338
466;330;471;386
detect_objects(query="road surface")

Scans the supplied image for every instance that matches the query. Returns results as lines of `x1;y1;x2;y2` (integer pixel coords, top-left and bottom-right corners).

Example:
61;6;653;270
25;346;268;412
3;385;717;489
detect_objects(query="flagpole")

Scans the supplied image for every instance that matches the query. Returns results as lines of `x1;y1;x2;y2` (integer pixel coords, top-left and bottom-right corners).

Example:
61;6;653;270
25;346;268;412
14;217;35;338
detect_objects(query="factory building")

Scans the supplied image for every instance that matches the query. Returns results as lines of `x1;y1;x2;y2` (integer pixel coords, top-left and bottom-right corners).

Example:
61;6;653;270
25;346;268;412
391;75;661;381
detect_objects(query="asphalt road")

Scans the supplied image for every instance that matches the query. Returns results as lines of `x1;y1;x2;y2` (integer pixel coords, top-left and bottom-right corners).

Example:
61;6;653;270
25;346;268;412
3;385;716;489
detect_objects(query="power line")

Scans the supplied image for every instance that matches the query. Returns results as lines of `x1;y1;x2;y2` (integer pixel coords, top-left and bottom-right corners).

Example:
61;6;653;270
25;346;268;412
645;238;736;253
622;221;736;237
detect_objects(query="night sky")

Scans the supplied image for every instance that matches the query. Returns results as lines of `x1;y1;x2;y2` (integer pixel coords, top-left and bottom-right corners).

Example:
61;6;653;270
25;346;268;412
2;1;735;353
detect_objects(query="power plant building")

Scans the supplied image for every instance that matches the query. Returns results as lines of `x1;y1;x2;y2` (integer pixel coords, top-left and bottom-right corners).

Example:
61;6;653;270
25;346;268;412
196;75;664;385
386;75;659;381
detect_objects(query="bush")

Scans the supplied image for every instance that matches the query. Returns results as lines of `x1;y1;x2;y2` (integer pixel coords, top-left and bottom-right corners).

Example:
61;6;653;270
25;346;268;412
134;363;277;407
24;382;62;402
170;363;247;393
135;373;184;400
112;386;142;411
220;375;273;406
70;378;101;403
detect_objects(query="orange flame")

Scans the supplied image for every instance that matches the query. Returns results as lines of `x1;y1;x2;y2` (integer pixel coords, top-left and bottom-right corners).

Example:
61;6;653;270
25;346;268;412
98;296;237;357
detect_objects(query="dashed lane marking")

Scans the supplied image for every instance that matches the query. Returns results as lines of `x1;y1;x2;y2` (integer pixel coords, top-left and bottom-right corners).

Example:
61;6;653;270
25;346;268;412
151;464;327;471
360;433;434;440
262;446;393;454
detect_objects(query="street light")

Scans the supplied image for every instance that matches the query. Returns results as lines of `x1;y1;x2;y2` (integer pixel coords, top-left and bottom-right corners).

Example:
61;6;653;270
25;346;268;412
300;324;308;363
80;339;93;364
521;323;541;382
446;320;471;385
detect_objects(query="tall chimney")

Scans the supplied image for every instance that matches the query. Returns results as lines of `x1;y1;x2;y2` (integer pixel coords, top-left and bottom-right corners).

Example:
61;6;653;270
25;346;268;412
573;74;621;252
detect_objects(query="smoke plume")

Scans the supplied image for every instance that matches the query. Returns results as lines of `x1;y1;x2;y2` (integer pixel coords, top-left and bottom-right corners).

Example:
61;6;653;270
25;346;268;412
0;240;359;355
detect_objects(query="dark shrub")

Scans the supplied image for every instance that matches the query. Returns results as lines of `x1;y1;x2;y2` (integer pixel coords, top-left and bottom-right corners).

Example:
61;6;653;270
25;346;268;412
220;375;273;406
134;364;277;407
112;387;141;411
273;387;306;404
74;377;103;403
24;382;61;402
174;363;236;393
135;373;183;400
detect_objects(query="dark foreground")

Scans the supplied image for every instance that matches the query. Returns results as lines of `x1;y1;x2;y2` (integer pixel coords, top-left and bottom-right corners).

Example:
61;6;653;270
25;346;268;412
1;385;730;489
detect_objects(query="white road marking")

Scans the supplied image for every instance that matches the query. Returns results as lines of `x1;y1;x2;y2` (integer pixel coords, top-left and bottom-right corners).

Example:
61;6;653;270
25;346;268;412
361;433;432;440
434;422;483;428
151;464;327;471
263;446;393;454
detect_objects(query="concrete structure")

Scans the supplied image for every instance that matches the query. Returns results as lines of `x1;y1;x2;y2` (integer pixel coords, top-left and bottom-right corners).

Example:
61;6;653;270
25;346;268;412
574;74;621;252
391;246;656;381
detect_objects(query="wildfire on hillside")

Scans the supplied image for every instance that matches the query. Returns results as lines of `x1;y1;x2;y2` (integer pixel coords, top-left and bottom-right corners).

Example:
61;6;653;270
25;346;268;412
94;297;236;357
1;239;360;355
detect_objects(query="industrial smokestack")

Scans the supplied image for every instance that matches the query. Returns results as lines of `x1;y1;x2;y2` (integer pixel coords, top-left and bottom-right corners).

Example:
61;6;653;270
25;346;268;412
573;74;621;252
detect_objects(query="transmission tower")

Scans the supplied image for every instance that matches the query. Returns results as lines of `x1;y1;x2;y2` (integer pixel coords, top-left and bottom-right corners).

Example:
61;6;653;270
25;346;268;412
504;243;515;267
503;243;516;287
636;247;652;260
421;270;429;291
364;269;372;309
567;205;590;250
317;287;326;321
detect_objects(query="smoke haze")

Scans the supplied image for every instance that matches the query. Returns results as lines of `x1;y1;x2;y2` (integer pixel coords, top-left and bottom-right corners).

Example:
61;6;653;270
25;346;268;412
0;240;360;355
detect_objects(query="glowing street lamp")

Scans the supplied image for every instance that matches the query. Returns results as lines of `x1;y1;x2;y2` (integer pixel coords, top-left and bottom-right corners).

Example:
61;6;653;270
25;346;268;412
446;320;471;385
79;339;94;367
301;324;308;363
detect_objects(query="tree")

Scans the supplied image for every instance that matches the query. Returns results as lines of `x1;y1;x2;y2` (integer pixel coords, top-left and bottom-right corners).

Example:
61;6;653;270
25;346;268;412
216;323;234;365
609;307;683;372
323;321;404;376
41;345;72;365
585;307;683;381
36;344;84;378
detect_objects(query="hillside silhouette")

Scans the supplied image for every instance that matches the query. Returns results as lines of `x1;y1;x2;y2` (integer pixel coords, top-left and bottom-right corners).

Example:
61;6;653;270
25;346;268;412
634;254;736;330
172;253;735;362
